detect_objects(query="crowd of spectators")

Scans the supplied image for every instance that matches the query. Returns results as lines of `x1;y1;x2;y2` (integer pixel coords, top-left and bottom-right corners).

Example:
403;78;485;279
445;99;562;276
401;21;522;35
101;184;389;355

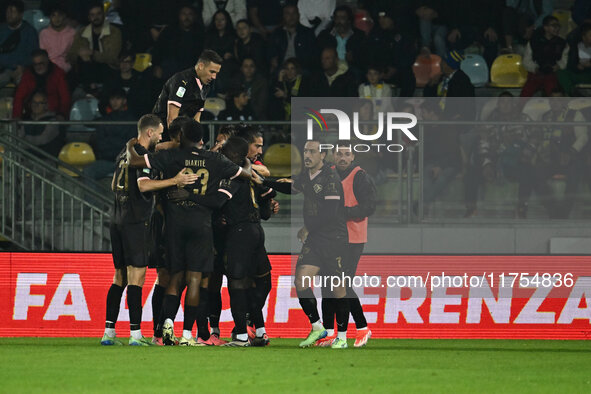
2;0;591;218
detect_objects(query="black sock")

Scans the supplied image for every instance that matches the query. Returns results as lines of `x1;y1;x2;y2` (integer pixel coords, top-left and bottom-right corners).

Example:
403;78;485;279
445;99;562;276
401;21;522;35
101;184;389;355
127;285;143;332
229;287;248;335
208;286;222;329
297;287;320;324
321;298;336;330
251;275;271;330
349;295;367;329
184;305;198;333
105;284;124;327
335;298;350;333
196;288;210;340
157;294;179;333
152;285;165;336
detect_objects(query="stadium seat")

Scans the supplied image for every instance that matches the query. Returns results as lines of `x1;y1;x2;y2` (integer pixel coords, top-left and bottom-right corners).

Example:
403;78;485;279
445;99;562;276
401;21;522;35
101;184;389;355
68;98;100;132
460;54;489;87
522;98;550;121
204;98;226;118
263;143;302;177
354;10;373;35
23;9;49;32
413;54;442;88
489;54;527;88
58;142;96;177
0;97;13;119
567;98;591;111
552;10;572;38
133;53;152;72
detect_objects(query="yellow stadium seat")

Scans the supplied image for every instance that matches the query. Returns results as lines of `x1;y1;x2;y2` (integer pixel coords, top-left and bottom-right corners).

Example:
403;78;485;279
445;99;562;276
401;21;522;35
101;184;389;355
204;98;226;117
490;54;528;88
0;97;12;119
412;54;442;88
58;142;96;177
133;53;152;72
568;98;591;111
263;143;302;178
552;10;571;39
522;98;550;121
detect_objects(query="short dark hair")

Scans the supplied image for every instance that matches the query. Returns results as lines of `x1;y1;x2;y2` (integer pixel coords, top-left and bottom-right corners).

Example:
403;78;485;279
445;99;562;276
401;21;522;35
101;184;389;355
333;5;353;24
197;49;223;66
283;57;301;73
49;4;67;15
118;51;135;62
88;2;104;14
31;49;49;59
499;91;514;98
108;88;127;100
138;114;162;133
236;18;250;27
543;15;559;26
236;125;262;144
217;124;237;139
227;87;248;101
6;0;24;13
169;116;192;140
220;136;249;165
182;120;204;143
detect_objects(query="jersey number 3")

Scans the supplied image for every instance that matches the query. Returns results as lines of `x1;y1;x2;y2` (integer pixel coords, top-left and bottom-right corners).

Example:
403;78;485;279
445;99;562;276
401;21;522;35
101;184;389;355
185;168;209;195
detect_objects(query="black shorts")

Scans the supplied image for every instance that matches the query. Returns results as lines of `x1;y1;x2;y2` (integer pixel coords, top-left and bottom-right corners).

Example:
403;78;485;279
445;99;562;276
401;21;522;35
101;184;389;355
148;209;167;269
224;223;270;279
342;243;365;277
110;220;151;269
296;236;346;276
165;205;214;275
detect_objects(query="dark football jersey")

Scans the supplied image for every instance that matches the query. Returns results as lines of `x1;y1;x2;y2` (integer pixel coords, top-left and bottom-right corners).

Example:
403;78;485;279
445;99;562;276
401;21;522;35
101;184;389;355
145;147;241;216
152;68;211;124
220;178;276;226
112;144;156;224
293;163;347;242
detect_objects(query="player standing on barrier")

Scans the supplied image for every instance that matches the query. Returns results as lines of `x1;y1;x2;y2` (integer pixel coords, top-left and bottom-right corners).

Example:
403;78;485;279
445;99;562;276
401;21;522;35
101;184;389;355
316;146;376;348
101;114;199;346
126;120;257;346
152;49;222;129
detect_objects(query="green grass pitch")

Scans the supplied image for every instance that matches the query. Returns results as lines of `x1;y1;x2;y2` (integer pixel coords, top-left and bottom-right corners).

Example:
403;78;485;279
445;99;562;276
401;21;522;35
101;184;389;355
1;338;590;393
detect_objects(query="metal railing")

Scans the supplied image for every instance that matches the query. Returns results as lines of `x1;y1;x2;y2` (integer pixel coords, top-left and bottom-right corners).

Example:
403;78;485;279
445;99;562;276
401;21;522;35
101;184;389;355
0;123;111;250
1;116;590;251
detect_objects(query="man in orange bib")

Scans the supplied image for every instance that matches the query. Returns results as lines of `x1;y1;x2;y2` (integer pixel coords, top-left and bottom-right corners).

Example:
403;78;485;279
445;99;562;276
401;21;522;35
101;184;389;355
316;145;377;348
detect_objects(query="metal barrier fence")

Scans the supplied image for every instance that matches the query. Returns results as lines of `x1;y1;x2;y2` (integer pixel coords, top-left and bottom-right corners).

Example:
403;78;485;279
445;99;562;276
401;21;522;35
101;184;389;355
1;117;590;250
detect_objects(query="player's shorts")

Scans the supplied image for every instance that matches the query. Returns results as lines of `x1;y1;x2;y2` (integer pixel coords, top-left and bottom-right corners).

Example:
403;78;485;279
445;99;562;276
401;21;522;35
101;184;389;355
342;243;365;277
224;222;270;279
110;220;151;269
148;209;167;269
296;236;346;276
165;205;214;275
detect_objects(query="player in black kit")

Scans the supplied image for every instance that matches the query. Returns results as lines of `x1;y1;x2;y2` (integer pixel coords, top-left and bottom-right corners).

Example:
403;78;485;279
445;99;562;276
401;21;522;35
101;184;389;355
265;140;351;349
153;49;222;128
101;114;198;346
126;120;257;346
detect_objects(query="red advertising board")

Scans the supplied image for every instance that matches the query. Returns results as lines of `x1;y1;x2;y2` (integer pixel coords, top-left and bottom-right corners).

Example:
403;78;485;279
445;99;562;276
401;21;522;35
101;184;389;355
1;253;590;339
